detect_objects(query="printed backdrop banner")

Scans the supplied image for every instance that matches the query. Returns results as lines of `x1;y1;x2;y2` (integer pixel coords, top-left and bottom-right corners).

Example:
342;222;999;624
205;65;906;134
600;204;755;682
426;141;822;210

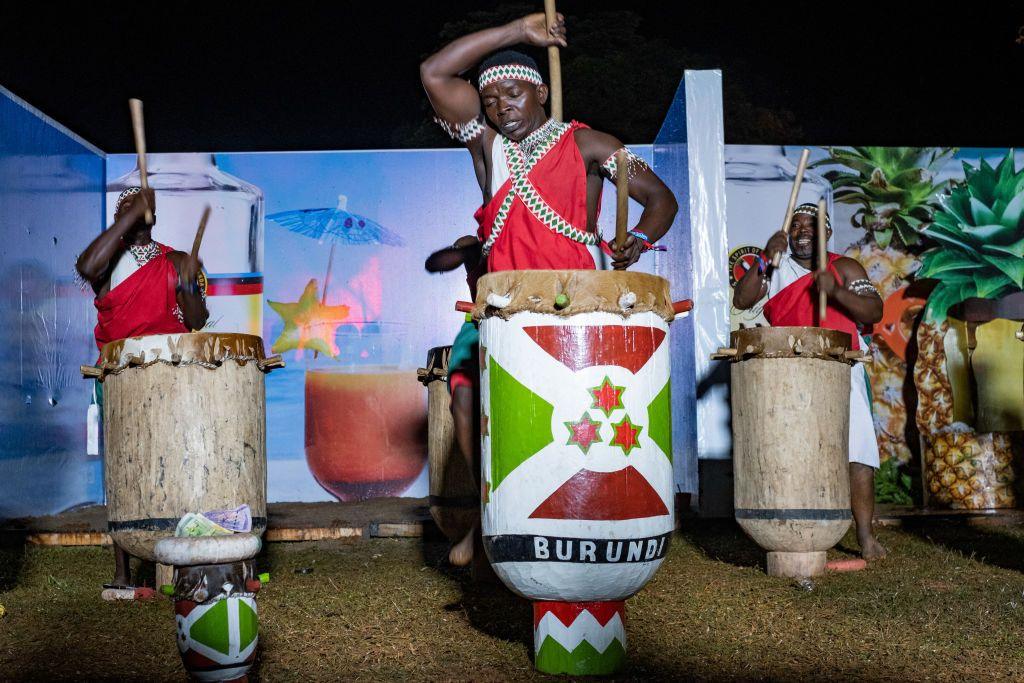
106;148;660;504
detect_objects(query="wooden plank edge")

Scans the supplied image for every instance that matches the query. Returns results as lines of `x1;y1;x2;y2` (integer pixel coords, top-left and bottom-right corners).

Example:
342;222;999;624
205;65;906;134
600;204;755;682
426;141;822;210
27;532;112;546
264;527;365;542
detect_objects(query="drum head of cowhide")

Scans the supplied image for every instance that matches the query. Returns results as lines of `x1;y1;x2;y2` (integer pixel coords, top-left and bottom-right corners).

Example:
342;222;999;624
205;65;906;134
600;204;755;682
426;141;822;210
730;327;857;364
97;332;269;378
474;270;675;322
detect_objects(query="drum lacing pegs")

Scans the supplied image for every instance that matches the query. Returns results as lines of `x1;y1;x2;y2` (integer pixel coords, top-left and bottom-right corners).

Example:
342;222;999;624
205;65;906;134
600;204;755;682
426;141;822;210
710;347;738;360
416;367;446;385
257;355;285;372
80;365;103;379
618;291;637;311
672;299;694;318
486;292;512;309
554;293;570;310
127;352;146;367
824;347;846;358
843;350;871;363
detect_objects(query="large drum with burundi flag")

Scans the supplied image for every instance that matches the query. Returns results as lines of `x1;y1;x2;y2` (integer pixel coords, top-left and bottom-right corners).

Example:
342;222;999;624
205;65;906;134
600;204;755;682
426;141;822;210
475;270;685;676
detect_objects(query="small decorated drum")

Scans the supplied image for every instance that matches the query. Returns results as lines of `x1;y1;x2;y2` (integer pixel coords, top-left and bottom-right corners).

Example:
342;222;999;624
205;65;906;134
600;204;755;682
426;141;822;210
474;270;687;676
155;535;263;683
83;332;282;561
417;346;478;544
717;327;856;578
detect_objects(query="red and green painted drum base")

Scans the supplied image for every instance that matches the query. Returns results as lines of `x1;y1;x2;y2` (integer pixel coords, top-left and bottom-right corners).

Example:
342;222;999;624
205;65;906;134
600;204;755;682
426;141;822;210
534;601;626;675
172;562;260;682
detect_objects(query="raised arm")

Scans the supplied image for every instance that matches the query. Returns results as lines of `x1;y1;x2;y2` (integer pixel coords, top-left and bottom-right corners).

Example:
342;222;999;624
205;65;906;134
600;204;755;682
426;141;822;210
576;128;678;269
419;13;566;141
75;189;154;294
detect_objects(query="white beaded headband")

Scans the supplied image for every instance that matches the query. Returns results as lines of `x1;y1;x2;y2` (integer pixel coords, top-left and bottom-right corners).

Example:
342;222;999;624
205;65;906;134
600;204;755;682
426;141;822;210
478;63;544;91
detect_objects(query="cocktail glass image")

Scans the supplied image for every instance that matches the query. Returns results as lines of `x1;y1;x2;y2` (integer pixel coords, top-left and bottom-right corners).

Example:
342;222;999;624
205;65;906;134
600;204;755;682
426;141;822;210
304;323;427;501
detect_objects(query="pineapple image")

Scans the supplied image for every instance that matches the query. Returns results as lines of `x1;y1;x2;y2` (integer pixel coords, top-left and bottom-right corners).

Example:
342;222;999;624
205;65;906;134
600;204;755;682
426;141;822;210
914;152;1024;508
820;147;956;481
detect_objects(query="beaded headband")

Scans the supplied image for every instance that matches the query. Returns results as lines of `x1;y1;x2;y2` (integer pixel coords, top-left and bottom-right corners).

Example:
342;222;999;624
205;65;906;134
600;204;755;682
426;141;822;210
114;186;142;215
793;202;831;230
478;63;544;91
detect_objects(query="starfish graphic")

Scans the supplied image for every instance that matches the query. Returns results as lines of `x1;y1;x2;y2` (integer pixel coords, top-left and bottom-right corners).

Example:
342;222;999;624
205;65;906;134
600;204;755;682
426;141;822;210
565;412;603;454
267;279;350;357
589;376;625;417
610;415;643;456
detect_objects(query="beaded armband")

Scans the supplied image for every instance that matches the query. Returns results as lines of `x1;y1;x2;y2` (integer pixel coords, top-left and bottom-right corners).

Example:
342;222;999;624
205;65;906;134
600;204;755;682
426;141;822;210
434;115;485;144
601;147;650;181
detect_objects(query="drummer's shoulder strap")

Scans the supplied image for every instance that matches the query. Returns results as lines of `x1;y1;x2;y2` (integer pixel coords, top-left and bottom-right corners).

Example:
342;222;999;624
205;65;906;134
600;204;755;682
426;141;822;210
482;122;600;256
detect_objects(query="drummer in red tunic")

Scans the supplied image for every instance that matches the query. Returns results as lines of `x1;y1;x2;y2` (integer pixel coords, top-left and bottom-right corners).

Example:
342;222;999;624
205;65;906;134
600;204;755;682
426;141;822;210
75;187;208;592
420;11;678;565
733;203;887;560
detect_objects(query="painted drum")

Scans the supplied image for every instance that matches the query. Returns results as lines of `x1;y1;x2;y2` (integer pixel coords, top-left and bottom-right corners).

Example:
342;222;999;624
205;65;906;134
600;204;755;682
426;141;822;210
171;560;260;683
87;333;280;561
475;270;683;675
724;326;856;578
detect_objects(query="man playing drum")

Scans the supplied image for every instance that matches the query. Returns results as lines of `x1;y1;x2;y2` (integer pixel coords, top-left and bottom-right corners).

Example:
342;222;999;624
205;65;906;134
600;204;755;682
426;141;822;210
420;11;678;565
76;187;209;591
733;203;887;560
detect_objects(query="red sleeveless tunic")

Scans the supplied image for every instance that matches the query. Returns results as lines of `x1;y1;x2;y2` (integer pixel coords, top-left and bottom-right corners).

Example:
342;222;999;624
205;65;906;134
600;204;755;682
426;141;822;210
762;253;862;350
94;243;187;351
476;121;600;272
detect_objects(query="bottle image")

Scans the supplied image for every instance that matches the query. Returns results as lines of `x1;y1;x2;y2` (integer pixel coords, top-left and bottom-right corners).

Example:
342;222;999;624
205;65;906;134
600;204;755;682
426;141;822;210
724;145;830;331
106;154;264;336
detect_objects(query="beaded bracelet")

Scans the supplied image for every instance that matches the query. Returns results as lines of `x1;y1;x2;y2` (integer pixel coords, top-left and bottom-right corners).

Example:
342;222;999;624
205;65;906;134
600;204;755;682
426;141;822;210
628;229;668;252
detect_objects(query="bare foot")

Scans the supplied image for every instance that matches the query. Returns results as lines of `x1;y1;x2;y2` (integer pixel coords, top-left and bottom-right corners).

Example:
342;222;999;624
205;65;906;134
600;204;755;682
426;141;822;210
860;535;887;561
449;526;476;567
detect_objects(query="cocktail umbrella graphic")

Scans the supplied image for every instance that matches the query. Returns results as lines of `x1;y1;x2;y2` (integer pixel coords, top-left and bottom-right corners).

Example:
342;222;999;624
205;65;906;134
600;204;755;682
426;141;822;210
268;195;403;355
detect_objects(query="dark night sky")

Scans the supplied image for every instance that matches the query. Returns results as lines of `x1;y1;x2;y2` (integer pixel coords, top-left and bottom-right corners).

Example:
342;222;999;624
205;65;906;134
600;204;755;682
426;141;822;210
1;1;1021;153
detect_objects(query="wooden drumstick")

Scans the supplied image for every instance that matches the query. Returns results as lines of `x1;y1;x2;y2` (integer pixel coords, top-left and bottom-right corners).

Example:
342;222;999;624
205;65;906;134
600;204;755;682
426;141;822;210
129;98;154;225
770;148;810;268
191;205;211;263
544;0;563;122
817;198;828;324
615;149;629;254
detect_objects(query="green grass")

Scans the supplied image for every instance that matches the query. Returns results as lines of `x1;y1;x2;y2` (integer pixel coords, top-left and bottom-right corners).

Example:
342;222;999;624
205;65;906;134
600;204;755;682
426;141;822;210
2;521;1024;681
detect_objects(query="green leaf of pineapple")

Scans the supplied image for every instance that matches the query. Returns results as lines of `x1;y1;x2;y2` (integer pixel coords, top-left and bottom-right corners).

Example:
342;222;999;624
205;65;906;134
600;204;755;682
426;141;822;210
962;222;1016;243
917;249;980;278
980;253;1024;288
969;197;999;225
924;282;965;322
999;191;1024;230
924;222;981;253
875;228;893;249
972;270;1014;298
938;190;972;225
982;236;1024;259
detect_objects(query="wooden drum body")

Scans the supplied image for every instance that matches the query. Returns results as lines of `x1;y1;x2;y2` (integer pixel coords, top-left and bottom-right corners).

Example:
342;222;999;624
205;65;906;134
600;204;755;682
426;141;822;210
475;270;682;676
726;327;856;578
418;345;477;543
93;333;278;561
